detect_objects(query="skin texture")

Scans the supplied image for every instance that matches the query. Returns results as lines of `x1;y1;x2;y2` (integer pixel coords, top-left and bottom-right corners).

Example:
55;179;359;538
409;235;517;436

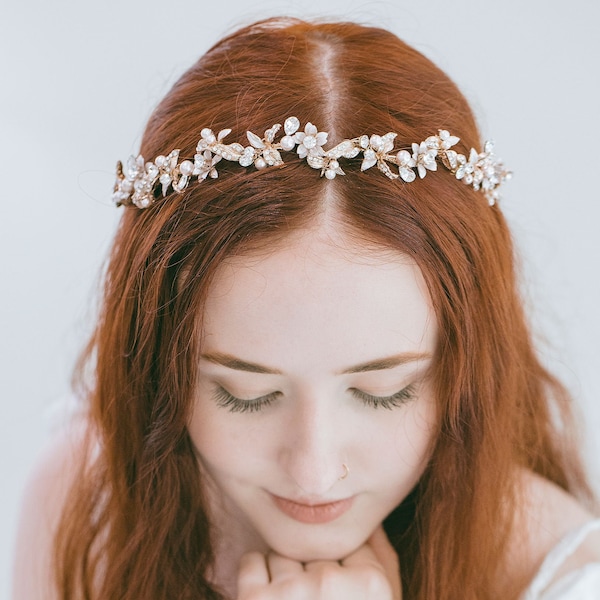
187;220;437;597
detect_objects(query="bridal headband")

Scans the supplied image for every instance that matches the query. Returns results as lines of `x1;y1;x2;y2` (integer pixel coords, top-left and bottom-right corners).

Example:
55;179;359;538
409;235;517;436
113;116;511;209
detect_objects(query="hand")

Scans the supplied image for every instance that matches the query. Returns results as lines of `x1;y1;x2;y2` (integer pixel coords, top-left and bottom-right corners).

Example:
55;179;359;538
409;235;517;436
236;526;402;600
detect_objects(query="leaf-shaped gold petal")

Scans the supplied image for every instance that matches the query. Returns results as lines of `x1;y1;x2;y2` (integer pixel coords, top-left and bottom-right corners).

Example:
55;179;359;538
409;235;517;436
246;131;265;149
377;160;398;180
217;128;232;141
327;140;357;159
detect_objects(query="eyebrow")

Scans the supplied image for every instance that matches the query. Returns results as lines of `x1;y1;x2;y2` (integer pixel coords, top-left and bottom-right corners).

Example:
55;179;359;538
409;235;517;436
200;351;432;375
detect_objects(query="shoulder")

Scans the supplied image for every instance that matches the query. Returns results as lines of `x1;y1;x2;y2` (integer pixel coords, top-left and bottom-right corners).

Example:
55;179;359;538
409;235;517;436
505;469;600;595
11;419;91;600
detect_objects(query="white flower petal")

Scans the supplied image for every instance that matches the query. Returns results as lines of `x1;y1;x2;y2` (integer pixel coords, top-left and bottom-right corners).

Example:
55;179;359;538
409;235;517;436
361;156;378;171
316;131;328;146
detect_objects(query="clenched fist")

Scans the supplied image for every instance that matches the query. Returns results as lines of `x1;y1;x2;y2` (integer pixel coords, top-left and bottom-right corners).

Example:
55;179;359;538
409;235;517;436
236;526;401;600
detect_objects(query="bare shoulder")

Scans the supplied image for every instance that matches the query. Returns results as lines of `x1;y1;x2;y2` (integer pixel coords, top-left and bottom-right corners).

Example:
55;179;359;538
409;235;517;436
11;419;91;600
506;469;600;590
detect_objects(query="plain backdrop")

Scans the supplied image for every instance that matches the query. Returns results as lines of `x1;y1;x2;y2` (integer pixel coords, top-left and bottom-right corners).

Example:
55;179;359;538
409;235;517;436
1;0;599;594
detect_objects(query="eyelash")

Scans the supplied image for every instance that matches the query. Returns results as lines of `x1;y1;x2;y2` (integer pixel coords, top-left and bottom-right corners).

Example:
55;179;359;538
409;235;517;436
350;384;416;410
213;386;281;413
213;384;417;414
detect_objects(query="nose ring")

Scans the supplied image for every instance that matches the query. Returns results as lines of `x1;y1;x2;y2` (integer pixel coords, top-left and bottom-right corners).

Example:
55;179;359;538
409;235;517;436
339;463;349;480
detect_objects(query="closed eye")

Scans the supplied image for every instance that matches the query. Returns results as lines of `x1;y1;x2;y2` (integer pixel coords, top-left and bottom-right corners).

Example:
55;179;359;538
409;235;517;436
351;384;417;410
213;386;282;413
213;384;417;414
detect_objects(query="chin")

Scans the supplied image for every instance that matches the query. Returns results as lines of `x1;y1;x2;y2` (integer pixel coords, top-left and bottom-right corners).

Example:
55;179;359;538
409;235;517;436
268;530;366;563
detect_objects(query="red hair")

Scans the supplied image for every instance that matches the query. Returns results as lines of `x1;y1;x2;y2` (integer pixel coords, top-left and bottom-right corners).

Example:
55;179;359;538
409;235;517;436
55;17;594;599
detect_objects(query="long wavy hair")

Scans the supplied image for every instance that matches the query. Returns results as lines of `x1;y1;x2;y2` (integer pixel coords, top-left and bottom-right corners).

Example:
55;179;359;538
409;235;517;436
54;17;594;600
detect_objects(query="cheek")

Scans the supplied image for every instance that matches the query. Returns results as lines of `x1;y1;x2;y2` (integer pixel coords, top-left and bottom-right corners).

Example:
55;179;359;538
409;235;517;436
187;402;269;480
371;398;437;479
187;404;238;474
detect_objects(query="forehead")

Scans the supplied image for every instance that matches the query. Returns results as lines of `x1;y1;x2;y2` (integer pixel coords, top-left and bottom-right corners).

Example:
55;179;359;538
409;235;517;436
201;226;437;371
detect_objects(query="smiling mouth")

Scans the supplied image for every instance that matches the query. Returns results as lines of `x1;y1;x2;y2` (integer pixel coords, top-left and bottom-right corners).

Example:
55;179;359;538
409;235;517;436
270;494;354;524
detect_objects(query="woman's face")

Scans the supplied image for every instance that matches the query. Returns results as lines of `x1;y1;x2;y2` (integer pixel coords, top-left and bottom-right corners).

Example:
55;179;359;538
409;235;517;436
188;224;438;562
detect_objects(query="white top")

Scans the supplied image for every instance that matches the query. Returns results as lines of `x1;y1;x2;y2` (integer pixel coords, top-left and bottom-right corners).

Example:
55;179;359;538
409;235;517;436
522;519;600;599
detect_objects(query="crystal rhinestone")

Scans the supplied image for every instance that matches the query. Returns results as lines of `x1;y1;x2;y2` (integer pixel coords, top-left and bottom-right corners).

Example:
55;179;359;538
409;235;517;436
239;147;255;167
173;175;189;191
127;155;142;178
264;124;281;143
166;150;180;169
140;198;151;208
359;135;369;149
377;161;397;180
444;150;458;169
307;155;325;169
334;140;359;158
284;117;300;136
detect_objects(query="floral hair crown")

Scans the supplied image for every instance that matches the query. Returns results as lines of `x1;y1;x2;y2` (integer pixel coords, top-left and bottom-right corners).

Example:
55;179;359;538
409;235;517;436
113;116;511;209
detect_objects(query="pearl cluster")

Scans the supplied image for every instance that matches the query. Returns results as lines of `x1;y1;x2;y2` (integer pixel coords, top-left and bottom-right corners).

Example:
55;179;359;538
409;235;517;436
113;116;511;209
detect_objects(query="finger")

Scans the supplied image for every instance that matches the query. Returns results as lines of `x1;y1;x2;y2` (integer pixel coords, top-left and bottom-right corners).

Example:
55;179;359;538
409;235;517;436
267;552;305;580
237;552;270;597
303;558;342;573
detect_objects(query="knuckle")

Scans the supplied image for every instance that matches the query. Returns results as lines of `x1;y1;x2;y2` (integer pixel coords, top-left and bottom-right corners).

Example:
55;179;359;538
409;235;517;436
315;566;343;596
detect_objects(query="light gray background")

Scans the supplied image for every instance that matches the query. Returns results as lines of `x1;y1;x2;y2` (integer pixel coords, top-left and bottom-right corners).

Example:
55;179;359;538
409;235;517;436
1;0;599;594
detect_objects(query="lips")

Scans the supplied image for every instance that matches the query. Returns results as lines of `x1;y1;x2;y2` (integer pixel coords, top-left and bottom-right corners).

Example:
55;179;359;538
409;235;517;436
270;493;354;524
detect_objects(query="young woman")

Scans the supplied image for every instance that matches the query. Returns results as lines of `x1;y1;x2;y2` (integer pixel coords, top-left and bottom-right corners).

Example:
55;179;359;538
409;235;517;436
13;17;600;600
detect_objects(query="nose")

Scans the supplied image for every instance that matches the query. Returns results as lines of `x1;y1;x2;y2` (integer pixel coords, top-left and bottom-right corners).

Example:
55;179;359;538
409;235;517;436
278;394;346;496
